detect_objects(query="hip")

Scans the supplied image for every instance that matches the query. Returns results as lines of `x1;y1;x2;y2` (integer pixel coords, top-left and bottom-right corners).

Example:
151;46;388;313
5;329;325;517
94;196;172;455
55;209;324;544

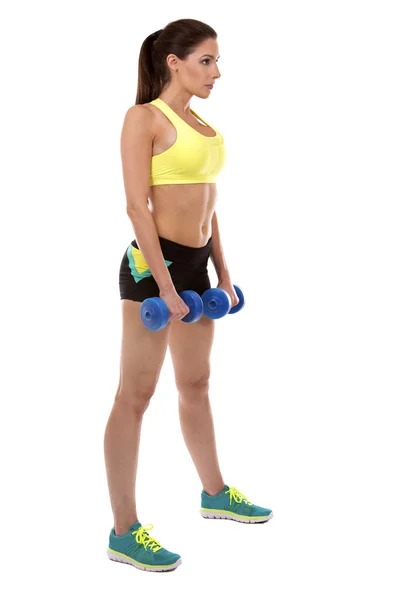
119;235;213;302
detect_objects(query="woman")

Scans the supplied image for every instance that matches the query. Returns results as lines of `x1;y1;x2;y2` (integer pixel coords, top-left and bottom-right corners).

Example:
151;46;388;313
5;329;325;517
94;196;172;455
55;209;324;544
104;18;273;573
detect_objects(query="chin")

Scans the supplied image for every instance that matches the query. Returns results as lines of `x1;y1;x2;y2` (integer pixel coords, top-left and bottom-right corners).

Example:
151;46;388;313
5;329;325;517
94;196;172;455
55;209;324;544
195;89;210;99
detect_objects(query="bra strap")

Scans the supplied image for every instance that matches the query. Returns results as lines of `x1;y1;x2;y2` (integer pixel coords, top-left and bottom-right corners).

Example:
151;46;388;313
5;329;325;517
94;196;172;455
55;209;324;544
190;107;212;128
150;97;219;136
149;98;183;128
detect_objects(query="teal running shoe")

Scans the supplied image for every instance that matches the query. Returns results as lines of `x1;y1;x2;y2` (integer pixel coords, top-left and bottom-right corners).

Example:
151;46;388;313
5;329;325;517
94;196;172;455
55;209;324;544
200;484;274;524
107;522;182;572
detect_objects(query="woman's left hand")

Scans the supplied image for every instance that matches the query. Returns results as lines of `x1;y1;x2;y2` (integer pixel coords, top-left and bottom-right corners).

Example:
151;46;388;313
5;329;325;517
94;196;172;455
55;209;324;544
217;277;239;309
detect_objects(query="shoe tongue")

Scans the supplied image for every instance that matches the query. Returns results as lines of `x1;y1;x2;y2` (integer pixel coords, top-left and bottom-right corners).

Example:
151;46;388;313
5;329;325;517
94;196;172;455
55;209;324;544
129;521;142;532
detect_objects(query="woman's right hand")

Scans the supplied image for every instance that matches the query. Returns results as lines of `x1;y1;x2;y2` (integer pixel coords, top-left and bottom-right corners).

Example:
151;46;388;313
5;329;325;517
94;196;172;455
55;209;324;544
159;287;190;323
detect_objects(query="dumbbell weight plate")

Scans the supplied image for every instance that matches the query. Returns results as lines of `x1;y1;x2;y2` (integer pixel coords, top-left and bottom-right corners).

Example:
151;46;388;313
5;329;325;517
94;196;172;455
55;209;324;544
202;288;231;319
180;290;204;323
140;297;169;331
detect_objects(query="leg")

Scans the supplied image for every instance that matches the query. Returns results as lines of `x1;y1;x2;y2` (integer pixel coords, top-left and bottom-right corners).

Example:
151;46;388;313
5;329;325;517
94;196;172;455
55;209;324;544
168;314;225;495
104;300;170;535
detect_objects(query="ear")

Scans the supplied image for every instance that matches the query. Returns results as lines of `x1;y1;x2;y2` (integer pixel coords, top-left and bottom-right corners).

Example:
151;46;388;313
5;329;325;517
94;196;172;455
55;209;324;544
166;53;180;71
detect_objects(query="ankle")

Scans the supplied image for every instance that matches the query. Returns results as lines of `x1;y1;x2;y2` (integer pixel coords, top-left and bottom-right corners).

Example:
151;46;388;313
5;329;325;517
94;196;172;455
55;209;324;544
114;518;139;537
204;484;225;496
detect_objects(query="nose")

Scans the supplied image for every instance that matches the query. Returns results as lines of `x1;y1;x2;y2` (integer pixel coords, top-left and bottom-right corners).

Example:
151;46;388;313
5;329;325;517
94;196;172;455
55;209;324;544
214;66;221;80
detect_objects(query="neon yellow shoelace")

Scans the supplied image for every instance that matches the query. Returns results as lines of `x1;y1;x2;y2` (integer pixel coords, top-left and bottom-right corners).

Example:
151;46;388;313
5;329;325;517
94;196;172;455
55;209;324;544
225;486;254;506
131;524;162;553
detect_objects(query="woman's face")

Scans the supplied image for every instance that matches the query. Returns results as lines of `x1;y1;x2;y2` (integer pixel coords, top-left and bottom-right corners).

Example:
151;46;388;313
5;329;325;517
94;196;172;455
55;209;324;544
168;37;221;98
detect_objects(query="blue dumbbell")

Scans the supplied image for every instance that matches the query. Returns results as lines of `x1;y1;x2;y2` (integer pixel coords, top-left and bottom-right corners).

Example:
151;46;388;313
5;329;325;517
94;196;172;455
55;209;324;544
140;290;204;331
201;284;245;319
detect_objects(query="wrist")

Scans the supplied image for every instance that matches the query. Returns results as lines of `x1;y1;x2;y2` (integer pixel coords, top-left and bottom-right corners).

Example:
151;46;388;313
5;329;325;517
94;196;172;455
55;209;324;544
218;272;231;284
158;279;175;294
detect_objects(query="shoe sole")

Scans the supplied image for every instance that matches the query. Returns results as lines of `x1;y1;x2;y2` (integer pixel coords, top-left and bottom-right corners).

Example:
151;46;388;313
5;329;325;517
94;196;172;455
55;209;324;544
107;548;182;572
200;509;274;523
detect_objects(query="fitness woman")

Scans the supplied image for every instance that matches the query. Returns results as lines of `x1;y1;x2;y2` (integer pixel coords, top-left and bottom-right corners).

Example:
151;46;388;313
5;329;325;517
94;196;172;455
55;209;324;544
104;18;273;573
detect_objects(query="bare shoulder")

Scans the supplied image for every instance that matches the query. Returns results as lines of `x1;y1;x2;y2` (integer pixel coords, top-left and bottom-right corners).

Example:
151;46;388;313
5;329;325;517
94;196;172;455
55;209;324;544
121;103;156;138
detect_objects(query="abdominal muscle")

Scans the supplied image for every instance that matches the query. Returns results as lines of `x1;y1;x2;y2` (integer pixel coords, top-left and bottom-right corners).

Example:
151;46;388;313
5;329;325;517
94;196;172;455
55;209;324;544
148;183;217;248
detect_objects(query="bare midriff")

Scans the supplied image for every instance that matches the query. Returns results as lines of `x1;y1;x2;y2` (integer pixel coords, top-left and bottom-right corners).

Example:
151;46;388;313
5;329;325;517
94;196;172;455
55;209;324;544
146;102;218;249
148;183;217;248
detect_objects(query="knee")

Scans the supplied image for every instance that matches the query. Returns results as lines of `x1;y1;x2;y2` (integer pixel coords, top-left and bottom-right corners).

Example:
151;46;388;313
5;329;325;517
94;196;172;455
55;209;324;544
115;381;157;413
176;372;210;398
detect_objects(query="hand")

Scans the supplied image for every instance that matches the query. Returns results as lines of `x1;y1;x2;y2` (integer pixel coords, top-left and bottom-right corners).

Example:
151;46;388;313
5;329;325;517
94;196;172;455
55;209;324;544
217;277;239;309
159;288;190;323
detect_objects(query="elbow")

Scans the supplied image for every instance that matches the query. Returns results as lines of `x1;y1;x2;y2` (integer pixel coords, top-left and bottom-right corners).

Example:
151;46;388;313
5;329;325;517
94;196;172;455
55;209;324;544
126;202;149;223
126;198;149;214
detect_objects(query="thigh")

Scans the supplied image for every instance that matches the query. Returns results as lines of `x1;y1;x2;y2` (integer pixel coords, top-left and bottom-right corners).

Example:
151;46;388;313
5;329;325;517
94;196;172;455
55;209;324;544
116;300;170;403
168;314;215;390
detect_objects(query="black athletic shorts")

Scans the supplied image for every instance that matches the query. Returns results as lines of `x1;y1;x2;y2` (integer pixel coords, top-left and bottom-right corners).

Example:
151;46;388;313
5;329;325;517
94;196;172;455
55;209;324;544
119;235;213;302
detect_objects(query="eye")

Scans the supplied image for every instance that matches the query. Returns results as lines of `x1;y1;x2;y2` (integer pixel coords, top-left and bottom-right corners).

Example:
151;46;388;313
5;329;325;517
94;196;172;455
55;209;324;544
202;59;219;65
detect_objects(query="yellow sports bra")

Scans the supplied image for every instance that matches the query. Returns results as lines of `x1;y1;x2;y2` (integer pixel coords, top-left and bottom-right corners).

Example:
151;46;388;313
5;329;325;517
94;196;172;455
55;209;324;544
149;97;226;186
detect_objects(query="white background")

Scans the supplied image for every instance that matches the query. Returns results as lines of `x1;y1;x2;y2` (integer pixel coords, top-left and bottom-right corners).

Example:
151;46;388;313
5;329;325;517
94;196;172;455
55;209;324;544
1;0;399;597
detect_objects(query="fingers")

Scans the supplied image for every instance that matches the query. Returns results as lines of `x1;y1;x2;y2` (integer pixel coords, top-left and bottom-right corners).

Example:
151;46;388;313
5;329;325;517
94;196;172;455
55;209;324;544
230;293;239;307
168;299;190;323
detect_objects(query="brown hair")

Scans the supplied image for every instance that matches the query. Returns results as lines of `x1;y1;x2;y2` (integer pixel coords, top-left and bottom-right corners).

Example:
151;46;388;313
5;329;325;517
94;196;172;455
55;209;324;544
135;18;217;105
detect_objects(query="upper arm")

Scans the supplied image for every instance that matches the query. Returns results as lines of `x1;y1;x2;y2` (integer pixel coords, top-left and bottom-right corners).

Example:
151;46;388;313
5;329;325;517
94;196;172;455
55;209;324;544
120;104;154;212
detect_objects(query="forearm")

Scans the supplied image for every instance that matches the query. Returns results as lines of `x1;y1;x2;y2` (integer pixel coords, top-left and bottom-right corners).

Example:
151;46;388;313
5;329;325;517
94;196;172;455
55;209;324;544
210;211;230;282
127;206;174;293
